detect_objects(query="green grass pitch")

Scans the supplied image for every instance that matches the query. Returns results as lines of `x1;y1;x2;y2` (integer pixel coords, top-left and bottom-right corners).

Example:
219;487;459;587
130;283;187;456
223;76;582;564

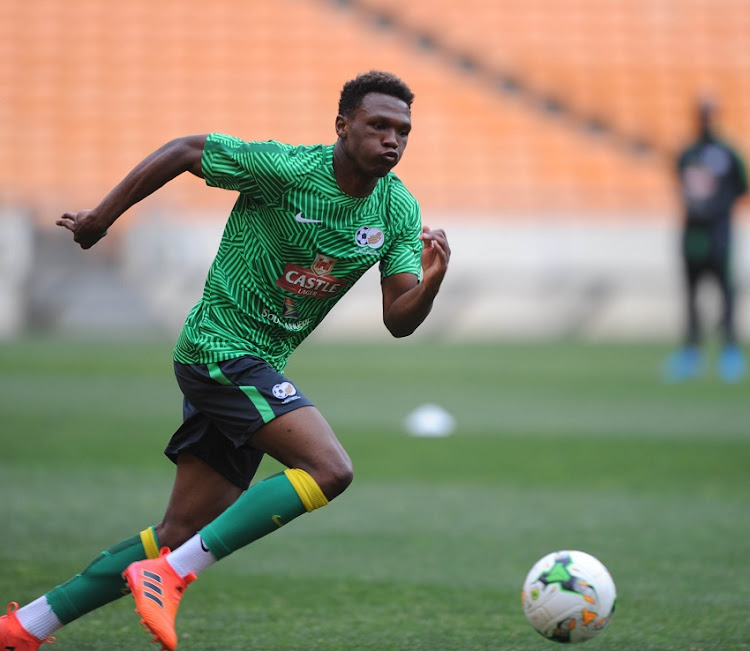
1;337;748;650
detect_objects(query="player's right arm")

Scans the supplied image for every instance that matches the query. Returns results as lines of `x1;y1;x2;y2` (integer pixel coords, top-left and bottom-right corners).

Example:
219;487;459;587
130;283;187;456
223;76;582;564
56;134;208;249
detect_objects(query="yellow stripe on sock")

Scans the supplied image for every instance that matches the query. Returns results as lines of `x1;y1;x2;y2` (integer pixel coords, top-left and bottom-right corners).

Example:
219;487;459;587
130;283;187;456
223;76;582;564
139;527;160;560
284;469;329;512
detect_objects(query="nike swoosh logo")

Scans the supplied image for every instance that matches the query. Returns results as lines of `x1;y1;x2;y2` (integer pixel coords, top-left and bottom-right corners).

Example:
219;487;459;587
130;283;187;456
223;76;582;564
272;514;284;527
295;212;322;224
200;537;210;553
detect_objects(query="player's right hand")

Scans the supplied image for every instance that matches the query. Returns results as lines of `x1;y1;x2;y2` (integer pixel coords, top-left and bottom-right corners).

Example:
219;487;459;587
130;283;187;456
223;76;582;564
56;209;109;249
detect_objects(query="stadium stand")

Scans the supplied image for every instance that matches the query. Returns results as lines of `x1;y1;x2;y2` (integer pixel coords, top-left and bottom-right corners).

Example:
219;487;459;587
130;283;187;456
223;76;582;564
1;0;749;223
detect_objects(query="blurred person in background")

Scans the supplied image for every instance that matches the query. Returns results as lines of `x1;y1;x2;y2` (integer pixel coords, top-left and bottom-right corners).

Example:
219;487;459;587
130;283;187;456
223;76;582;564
1;70;450;650
664;95;748;383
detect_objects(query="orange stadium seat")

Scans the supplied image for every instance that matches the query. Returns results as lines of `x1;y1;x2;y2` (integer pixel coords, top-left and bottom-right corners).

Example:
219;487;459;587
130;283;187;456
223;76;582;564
1;0;748;226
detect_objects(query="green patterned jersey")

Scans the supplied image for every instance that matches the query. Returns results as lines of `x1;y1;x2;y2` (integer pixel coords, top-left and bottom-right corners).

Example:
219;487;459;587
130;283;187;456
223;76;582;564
173;133;423;371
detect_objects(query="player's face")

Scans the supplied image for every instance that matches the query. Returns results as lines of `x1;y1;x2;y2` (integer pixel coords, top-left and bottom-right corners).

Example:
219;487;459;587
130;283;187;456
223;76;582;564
337;92;412;178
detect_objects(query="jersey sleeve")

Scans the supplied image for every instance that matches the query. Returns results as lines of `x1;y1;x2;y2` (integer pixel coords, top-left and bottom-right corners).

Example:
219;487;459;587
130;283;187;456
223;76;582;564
201;133;303;199
379;185;423;280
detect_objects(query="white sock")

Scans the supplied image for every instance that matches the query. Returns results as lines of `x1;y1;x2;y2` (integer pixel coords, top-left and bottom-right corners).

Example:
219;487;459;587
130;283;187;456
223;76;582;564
16;596;62;640
166;534;216;578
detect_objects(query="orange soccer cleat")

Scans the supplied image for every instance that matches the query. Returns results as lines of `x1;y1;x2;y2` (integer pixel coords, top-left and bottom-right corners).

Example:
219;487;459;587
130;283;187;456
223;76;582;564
123;548;196;651
0;602;54;650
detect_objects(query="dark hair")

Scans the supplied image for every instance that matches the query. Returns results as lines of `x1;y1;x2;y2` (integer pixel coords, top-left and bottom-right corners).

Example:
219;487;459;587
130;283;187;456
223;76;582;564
338;70;414;116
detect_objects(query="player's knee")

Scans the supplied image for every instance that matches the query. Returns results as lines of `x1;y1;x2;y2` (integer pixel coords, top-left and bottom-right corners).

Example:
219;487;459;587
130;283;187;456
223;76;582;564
316;455;354;501
331;457;354;497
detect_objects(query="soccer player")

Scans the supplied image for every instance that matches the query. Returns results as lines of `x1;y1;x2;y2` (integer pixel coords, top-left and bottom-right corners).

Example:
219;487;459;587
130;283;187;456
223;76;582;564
1;70;450;650
664;95;748;383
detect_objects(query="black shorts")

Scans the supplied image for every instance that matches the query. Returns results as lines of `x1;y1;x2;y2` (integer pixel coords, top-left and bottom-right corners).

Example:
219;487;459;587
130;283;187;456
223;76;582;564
682;228;732;284
165;356;314;490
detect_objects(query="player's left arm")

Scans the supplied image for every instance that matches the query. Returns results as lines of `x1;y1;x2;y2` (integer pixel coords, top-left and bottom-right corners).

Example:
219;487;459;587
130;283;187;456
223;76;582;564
733;149;749;198
381;226;450;338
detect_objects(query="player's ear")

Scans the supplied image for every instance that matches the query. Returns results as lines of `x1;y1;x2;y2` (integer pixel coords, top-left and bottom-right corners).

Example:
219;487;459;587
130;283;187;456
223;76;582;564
335;114;347;139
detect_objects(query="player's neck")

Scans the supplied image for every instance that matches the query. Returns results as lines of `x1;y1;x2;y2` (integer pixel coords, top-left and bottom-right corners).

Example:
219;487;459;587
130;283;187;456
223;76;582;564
699;128;716;143
332;142;378;198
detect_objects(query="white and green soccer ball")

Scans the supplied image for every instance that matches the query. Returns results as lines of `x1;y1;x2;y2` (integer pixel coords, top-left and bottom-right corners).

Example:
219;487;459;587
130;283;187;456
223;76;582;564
521;550;616;643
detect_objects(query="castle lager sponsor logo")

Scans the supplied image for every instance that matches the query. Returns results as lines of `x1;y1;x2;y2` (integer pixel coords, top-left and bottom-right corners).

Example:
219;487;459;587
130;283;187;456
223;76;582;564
311;254;336;276
276;254;346;298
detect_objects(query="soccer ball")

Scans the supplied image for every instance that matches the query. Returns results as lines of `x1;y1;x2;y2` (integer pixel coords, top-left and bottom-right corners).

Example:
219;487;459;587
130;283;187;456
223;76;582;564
521;550;616;643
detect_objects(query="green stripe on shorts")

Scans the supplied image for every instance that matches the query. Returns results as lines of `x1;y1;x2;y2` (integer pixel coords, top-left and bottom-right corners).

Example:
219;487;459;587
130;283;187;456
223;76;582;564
207;362;276;424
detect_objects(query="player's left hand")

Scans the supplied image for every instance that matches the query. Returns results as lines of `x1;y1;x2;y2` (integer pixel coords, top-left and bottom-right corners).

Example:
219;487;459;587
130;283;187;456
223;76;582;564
419;226;450;285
